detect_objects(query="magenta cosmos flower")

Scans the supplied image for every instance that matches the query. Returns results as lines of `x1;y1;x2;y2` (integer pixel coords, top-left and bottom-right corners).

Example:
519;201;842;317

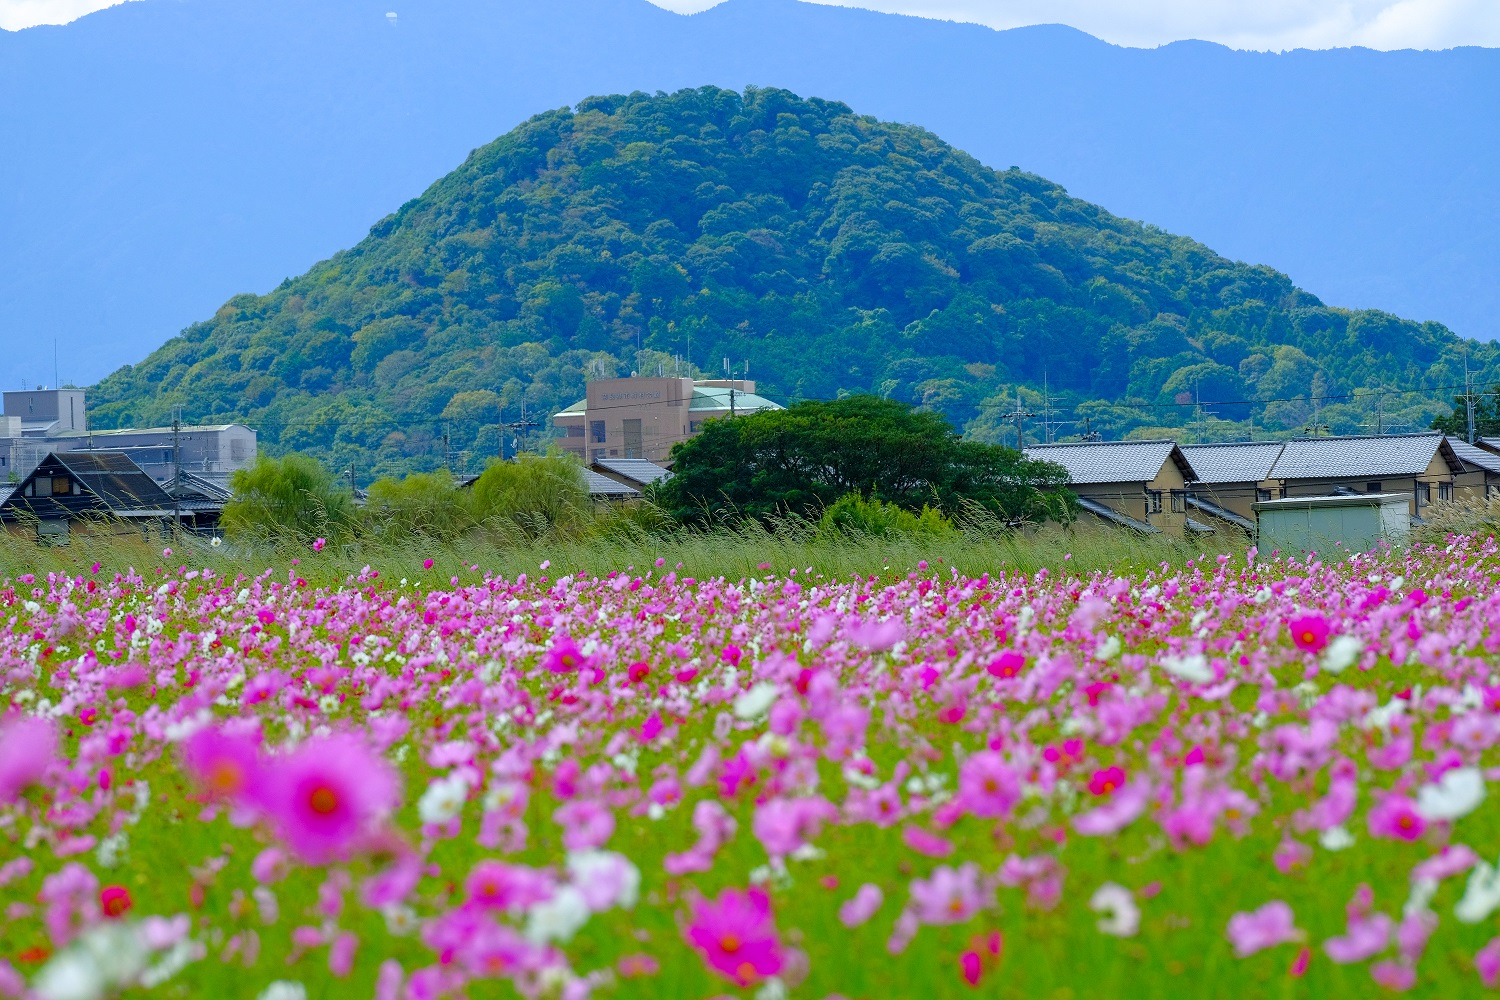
262;735;399;864
1287;614;1331;653
182;726;262;804
685;886;784;987
543;637;586;674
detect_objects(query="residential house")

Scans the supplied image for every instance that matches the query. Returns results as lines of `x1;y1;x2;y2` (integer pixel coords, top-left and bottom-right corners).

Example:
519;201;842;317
1266;433;1463;520
1025;439;1205;535
1448;437;1500;500
553;378;781;464
590;458;674;491
1179;441;1286;534
0;452;177;543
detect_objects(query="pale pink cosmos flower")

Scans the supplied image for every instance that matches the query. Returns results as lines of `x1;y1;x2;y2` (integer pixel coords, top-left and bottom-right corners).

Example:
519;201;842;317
261;735;400;864
1324;884;1394;964
0;715;56;804
1411;844;1479;883
752;796;837;858
909;863;988;926
839;884;884;928
1272;839;1313;874
901;826;953;858
958;751;1020;819
1073;779;1151;836
1475;936;1500;988
685;886;783;987
329;931;358;977
1226;901;1303;957
1369;960;1415;991
553;799;615;851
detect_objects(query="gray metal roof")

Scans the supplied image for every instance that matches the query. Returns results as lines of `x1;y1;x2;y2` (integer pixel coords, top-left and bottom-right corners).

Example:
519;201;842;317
1446;437;1500;475
583;469;640;498
1074;495;1160;533
1026;440;1196;486
1179;441;1285;484
0;485;13;506
1267;433;1454;480
593;459;674;486
689;386;782;412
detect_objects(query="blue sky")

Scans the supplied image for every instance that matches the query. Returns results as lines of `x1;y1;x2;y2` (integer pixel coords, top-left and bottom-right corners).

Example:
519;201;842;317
3;0;1498;48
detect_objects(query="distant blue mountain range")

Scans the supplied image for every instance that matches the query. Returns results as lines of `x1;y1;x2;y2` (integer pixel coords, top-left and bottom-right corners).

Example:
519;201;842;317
2;0;1496;388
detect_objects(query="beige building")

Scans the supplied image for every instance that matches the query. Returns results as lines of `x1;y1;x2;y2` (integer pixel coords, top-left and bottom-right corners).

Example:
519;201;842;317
1446;437;1500;501
1266;433;1463;520
1180;441;1285;533
553;378;781;464
1025;439;1203;536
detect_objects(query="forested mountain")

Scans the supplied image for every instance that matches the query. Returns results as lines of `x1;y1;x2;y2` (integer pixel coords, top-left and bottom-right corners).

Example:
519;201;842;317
6;0;1499;390
90;87;1497;479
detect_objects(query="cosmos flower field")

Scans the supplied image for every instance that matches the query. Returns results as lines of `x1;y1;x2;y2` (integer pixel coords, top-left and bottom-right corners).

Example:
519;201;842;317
4;537;1500;999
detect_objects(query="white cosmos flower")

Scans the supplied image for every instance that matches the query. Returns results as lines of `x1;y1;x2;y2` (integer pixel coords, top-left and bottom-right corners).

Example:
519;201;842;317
733;682;778;719
1456;861;1500;924
1319;825;1355;851
525;885;591;943
1095;635;1121;661
417;773;470;825
1160;654;1212;684
33;950;105;1000
256;983;308;1000
1321;635;1364;674
1089;882;1140;937
1416;767;1485;822
567;850;641;911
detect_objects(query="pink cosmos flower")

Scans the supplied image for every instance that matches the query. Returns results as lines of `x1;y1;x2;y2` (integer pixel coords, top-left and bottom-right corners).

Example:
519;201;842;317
685;886;784;987
1272;839;1313;874
553;799;615;850
961;949;983;986
1475;936;1500;988
1073;779;1151;836
847;619;904;651
752;796;837;858
0;715;56;804
329;931;358;977
1088;766;1126;797
182;725;262;804
1367;794;1427;842
261;735;400;864
839;884;884;928
313;538;326;552
1370;960;1415;991
958;751;1020;819
902;826;954;858
1227;901;1302;957
464;861;553;913
1324;885;1393;964
1411;844;1478;883
543;637;586;674
909;863;989;926
986;651;1025;679
1287;614;1331;653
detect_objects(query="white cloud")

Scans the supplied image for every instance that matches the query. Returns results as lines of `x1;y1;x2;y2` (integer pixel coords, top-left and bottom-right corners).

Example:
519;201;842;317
4;0;1496;49
652;0;1500;50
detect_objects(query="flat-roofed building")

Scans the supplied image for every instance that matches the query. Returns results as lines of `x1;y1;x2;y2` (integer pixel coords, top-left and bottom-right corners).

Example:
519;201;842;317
1179;441;1286;533
553;378;781;464
1266;432;1463;520
1025;439;1204;536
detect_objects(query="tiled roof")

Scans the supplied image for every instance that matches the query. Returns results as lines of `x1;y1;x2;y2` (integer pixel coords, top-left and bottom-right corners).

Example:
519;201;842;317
1074;496;1160;533
1179;442;1285;484
1447;437;1500;475
1026;440;1195;485
583;470;639;498
594;459;674;486
54;452;176;511
1268;433;1451;480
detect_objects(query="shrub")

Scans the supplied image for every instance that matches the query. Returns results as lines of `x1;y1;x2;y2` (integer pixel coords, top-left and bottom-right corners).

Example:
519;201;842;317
470;452;589;539
222;453;358;545
363;469;474;543
817;493;955;540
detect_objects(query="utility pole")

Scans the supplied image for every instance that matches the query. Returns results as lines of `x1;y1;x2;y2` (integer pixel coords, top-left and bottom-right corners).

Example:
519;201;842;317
171;406;182;536
442;423;452;471
346;465;356;495
503;404;539;459
1041;371;1056;443
1003;389;1034;451
729;388;737;418
1465;364;1478;444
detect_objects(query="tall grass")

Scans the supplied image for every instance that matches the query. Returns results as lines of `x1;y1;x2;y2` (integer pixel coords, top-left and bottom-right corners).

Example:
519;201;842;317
1;515;1246;588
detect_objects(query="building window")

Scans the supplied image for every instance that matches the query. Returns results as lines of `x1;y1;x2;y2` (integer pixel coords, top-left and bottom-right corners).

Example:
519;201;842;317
1367;482;1383;493
162;449;172;463
609;449;619;457
1439;482;1452;501
1417;483;1431;506
589;420;606;444
51;476;71;496
1169;490;1185;513
689;421;702;433
1256;488;1271;502
623;419;643;459
1146;490;1163;514
566;424;583;438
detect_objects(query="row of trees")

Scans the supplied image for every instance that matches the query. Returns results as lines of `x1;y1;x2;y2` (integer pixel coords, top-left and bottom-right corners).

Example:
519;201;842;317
222;397;1074;544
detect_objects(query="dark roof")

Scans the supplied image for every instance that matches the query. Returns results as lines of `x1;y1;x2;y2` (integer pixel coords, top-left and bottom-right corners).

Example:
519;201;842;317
1;451;175;522
1446;437;1500;475
592;459;674;487
1074;495;1160;533
1026;440;1196;485
1268;433;1457;480
1185;494;1256;532
1179;442;1285;484
583;469;640;498
164;470;233;502
0;485;13;506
